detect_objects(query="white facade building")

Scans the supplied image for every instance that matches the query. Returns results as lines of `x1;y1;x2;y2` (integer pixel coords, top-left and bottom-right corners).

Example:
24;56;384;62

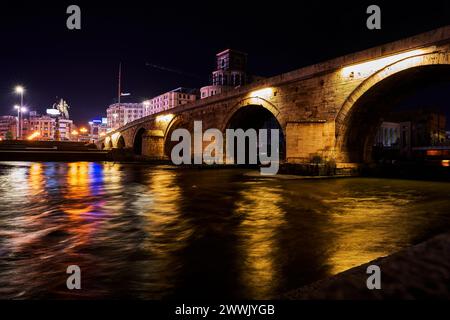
374;122;401;147
143;87;197;117
107;103;144;131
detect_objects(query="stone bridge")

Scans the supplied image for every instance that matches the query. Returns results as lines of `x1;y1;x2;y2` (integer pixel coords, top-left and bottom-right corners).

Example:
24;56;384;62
99;26;450;169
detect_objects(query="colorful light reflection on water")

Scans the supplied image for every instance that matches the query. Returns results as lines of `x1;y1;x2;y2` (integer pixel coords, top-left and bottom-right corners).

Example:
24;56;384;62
1;162;450;299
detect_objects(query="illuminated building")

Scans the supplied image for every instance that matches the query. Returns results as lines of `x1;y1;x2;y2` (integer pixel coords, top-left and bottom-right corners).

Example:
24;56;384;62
374;109;448;160
77;126;91;143
89;118;108;142
106;103;144;131
374;122;401;147
26;114;74;141
143;87;197;117
0;116;17;140
200;49;248;99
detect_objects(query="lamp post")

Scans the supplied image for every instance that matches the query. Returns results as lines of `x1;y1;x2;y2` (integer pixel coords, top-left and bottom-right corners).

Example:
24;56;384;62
20;107;27;139
14;86;25;139
13;105;20;139
13;105;27;140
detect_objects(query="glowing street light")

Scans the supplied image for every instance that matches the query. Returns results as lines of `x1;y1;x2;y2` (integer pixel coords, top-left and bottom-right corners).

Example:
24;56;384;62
15;85;25;95
27;131;40;141
14;85;26;139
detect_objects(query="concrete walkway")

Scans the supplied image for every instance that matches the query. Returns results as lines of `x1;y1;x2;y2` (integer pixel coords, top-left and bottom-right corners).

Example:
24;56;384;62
285;233;450;299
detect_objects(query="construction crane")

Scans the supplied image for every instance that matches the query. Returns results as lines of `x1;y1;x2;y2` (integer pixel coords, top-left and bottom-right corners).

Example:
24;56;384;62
145;62;204;80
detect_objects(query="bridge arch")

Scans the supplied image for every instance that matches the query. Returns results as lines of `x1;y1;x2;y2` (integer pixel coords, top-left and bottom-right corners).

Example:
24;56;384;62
223;98;286;161
116;135;125;149
104;137;113;150
110;133;125;149
335;51;450;163
163;115;188;158
221;97;285;133
133;127;147;155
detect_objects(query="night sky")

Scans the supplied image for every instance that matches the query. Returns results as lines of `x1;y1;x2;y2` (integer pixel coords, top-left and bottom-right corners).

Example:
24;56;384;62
0;1;449;125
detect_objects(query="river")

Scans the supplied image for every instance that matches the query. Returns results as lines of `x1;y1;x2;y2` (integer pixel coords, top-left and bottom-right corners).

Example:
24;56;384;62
1;161;450;299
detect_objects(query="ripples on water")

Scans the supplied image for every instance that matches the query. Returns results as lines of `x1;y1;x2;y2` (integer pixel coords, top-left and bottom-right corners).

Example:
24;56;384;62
1;161;450;299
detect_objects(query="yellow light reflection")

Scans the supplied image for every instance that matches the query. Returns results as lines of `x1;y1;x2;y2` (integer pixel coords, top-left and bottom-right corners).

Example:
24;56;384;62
62;162;101;248
235;184;285;299
28;163;44;195
102;163;122;184
141;170;187;251
323;196;410;275
65;162;93;217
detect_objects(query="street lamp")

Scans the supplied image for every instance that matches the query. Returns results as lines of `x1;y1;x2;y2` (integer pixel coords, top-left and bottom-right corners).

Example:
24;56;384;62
14;85;25;139
20;107;27;139
13;105;27;139
14;105;20;139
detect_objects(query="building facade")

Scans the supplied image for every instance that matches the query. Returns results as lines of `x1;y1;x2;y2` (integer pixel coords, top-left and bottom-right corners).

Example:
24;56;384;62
143;87;197;117
0;116;17;140
89;118;108;143
26;115;74;141
374;122;401;147
201;49;248;99
107;103;144;131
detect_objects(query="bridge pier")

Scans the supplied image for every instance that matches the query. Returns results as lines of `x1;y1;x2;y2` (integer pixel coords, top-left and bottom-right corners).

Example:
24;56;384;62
285;121;336;164
141;130;166;160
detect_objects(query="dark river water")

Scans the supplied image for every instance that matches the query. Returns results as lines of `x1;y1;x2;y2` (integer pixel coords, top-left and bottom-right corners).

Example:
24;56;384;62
1;161;450;299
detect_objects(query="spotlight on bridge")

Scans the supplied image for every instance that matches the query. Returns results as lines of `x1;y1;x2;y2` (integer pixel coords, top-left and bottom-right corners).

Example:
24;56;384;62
249;87;274;99
341;48;429;78
156;114;174;123
111;132;121;143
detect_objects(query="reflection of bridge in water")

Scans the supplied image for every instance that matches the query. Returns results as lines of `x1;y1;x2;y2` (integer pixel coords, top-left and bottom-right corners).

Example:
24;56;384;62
100;26;450;171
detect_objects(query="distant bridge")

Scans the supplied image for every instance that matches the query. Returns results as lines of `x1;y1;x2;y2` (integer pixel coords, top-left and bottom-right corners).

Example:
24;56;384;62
99;26;450;169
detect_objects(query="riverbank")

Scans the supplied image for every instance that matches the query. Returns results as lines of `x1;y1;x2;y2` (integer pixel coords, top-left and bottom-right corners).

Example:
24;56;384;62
0;140;109;161
284;232;450;299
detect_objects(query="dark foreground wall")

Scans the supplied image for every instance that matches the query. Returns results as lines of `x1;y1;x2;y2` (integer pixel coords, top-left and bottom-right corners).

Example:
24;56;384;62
285;232;450;299
0;140;109;161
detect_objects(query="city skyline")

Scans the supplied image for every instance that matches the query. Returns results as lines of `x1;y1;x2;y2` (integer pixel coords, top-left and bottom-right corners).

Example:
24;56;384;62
1;1;449;123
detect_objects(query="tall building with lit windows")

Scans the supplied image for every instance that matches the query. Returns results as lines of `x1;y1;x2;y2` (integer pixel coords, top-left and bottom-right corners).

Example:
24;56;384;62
143;87;197;117
200;49;248;99
106;103;144;131
0;116;17;140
